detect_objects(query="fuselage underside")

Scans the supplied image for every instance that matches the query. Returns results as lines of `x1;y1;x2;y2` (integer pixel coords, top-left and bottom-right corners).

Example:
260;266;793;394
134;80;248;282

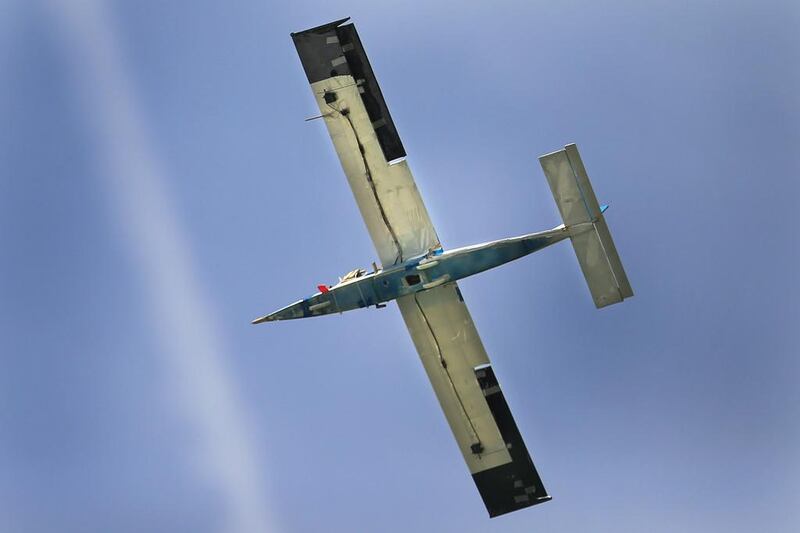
254;225;570;323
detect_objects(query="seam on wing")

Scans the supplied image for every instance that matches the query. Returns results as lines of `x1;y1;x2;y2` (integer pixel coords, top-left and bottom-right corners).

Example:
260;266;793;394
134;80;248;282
329;100;404;265
413;290;482;451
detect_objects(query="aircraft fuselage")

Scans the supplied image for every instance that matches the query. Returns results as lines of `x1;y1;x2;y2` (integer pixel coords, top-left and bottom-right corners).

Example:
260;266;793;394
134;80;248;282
254;225;570;323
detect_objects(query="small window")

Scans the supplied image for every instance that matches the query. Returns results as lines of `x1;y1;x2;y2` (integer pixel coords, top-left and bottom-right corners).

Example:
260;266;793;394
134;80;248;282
404;274;421;286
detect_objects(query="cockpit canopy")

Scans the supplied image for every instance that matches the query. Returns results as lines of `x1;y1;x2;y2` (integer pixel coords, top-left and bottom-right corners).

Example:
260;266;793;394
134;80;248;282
339;268;367;283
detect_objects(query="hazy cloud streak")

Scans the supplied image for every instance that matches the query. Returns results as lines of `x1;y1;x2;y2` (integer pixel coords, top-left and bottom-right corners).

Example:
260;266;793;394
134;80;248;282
47;1;277;531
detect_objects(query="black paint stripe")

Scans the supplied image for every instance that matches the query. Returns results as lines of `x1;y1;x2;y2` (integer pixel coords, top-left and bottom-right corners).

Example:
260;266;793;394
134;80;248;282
291;19;407;162
472;366;551;517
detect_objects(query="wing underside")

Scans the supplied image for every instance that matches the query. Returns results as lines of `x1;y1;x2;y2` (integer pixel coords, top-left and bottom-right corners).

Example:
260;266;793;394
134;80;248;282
292;19;550;516
397;283;551;517
292;18;439;266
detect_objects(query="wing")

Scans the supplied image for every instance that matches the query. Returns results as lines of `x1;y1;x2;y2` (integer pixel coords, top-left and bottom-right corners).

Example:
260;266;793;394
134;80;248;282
292;19;439;266
293;19;549;517
397;283;551;517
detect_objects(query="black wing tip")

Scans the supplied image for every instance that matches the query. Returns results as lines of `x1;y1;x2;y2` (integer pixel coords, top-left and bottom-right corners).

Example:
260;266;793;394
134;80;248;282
290;17;351;38
473;462;552;518
486;494;552;518
473;365;551;518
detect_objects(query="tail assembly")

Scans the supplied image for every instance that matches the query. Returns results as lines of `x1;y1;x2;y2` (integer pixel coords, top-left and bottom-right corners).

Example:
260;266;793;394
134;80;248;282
539;144;633;308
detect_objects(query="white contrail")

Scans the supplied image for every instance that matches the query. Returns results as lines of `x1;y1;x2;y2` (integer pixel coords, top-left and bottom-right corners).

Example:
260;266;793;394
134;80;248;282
46;2;277;531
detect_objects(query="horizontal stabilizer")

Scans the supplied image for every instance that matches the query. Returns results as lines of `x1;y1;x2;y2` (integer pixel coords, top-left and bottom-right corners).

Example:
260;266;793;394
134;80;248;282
539;144;633;308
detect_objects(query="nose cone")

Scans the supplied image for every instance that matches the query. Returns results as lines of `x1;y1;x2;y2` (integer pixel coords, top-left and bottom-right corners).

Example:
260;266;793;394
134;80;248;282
252;300;307;324
251;314;275;324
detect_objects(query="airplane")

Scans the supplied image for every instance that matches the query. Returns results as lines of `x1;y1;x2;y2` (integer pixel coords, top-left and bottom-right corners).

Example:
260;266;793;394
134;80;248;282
254;17;633;518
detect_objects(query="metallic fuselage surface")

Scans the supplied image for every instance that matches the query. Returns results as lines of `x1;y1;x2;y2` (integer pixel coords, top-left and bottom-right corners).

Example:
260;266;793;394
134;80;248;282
257;226;568;323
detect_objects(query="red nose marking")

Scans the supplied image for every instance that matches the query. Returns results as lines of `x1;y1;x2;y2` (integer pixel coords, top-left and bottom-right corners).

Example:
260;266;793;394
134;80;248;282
317;285;329;293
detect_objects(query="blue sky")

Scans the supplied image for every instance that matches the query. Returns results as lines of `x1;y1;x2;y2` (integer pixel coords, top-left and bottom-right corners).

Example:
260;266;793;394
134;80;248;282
2;1;798;532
